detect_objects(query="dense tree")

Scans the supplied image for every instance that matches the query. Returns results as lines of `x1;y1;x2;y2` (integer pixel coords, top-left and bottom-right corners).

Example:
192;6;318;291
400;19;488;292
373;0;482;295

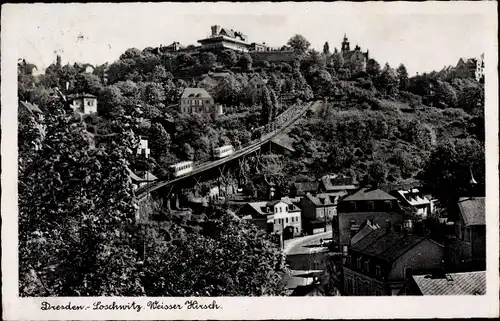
73;73;103;95
199;52;217;70
376;63;399;95
330;51;344;71
434;80;458;108
287;34;310;55
213;75;243;105
219;50;238;68
260;86;274;125
367;161;387;187
238;53;253;71
143;82;166;106
19;101;143;296
98;85;125;116
422;138;485;208
366;58;381;78
396;64;409;91
323;42;330;55
142;210;285;296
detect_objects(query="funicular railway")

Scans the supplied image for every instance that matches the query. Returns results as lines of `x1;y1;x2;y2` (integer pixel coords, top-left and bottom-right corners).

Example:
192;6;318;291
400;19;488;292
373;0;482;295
135;100;319;200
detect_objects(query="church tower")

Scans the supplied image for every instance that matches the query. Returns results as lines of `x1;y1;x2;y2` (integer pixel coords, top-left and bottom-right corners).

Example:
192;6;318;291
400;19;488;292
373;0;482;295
341;33;350;52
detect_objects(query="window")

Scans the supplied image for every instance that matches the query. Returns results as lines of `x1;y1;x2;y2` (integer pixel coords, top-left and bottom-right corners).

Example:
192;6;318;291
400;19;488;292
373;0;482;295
367;201;374;210
385;200;392;210
346;256;352;266
364;260;370;273
291;217;294;223
375;265;381;279
295;227;299;232
356;257;362;270
404;267;413;279
286;218;288;224
349;202;357;211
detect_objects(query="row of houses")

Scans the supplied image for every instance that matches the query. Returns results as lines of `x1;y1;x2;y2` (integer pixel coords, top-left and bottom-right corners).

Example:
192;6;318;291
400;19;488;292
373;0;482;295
237;173;486;296
340;195;485;296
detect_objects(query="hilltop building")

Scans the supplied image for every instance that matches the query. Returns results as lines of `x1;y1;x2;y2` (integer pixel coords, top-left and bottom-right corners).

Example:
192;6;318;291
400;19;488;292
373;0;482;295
455;54;485;81
179;88;223;115
67;93;98;115
340;34;369;73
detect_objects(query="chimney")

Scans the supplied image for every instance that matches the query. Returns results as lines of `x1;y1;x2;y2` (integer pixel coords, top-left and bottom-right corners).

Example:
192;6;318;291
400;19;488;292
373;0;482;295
385;220;392;232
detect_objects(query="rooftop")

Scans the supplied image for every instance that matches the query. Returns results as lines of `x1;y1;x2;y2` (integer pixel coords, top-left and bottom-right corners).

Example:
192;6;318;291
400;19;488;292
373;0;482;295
458;197;485;226
351;229;429;262
181;87;212;99
412;271;486;295
305;192;343;207
342;187;397;202
397;189;431;206
292;181;319;194
320;175;358;191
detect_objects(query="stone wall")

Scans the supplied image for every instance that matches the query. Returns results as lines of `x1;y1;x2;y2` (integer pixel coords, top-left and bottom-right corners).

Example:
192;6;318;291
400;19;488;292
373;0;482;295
250;50;297;63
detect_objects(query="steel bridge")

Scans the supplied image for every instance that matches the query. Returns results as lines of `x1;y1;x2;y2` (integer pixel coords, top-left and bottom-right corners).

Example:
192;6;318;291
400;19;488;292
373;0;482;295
135;101;320;201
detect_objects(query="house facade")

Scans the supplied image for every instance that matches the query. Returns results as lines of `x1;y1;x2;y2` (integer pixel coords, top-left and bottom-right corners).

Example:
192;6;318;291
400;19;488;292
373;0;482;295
290;181;319;198
393;188;433;220
67;93;98;114
447;197;485;272
342;228;445;296
198;25;250;53
341;34;369;73
333;187;405;254
179;88;222;115
240;199;302;238
300;192;345;232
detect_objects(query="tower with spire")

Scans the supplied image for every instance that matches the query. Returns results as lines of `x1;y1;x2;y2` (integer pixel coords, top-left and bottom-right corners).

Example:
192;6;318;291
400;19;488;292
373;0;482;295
339;33;369;73
341;33;350;52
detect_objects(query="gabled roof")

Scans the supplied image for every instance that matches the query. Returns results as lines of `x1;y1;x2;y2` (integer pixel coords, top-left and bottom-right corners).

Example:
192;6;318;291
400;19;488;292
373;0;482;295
351;229;429;263
412;271;485;295
457;197;485;226
198;75;218;87
249;75;268;85
19;101;43;114
181;87;212;99
351;220;381;245
397;189;431;206
342;187;397;202
305;192;343;207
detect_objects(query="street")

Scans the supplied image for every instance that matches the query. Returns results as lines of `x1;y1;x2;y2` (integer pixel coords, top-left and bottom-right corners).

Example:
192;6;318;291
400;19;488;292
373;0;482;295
282;231;332;295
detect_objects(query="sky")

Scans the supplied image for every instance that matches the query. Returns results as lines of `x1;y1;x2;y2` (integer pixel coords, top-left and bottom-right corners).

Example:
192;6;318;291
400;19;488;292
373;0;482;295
7;2;493;76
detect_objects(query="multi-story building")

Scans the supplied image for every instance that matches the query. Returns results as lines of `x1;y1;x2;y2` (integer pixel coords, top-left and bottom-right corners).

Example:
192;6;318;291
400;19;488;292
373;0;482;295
179;88;222;115
67;93;98;114
300;192;346;234
447;197;485;272
340;34;369;73
343;226;445;296
393;188;433;220
240;199;302;238
333;187;404;254
198;25;250;53
455;55;484;81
